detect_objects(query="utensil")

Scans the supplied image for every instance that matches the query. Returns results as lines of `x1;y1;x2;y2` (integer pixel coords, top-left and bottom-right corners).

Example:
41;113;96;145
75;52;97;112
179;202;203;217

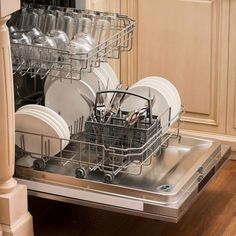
126;110;139;126
121;83;170;129
126;93;155;127
126;107;148;126
103;89;126;123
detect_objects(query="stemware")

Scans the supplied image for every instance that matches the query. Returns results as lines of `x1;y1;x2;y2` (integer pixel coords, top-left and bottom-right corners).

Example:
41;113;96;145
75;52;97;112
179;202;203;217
48;30;70;50
59;15;75;40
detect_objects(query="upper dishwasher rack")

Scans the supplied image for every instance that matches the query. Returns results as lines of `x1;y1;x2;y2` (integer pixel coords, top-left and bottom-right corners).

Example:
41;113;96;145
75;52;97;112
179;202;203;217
9;4;135;80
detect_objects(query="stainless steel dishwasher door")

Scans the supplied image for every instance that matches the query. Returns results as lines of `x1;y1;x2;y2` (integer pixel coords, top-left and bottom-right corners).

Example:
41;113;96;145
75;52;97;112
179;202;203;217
15;135;230;223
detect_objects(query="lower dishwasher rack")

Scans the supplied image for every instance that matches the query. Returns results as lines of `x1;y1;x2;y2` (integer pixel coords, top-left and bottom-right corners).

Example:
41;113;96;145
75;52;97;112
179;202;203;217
15;134;230;223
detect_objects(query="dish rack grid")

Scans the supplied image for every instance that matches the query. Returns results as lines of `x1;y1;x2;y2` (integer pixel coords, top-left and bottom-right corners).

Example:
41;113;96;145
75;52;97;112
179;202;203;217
10;4;135;80
15;91;184;183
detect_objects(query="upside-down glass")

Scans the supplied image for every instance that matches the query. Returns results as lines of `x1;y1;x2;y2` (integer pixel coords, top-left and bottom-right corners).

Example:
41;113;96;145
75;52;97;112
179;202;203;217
26;27;43;40
68;38;93;77
59;15;75;40
10;32;32;69
31;35;57;68
48;30;70;50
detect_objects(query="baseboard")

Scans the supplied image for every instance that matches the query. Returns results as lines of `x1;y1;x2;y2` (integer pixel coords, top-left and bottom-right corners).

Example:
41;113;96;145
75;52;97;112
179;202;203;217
179;129;236;160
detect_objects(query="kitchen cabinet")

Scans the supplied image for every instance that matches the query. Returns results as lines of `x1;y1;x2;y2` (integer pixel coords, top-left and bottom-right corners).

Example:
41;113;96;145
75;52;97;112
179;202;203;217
95;0;236;150
227;0;236;136
125;0;230;134
0;1;33;235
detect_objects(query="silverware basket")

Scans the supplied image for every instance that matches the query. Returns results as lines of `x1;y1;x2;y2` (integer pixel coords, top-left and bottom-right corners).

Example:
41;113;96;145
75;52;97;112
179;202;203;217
85;115;160;149
84;90;161;150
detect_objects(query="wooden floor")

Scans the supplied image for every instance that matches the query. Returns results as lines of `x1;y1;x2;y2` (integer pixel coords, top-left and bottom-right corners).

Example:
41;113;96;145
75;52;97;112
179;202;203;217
29;159;236;236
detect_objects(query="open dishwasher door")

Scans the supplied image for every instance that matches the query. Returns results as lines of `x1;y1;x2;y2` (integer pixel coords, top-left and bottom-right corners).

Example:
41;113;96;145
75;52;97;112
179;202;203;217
15;135;230;223
9;2;230;224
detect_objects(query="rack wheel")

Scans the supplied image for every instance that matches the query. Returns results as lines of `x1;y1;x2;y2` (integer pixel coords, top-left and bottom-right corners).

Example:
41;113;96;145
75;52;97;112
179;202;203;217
33;159;46;171
104;173;114;184
75;167;86;179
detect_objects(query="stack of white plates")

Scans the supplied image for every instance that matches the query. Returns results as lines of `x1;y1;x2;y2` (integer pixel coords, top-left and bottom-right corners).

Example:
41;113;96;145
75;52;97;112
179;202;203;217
44;62;119;95
44;62;119;128
100;62;119;88
44;69;66;94
45;79;96;129
15;105;70;156
121;76;181;129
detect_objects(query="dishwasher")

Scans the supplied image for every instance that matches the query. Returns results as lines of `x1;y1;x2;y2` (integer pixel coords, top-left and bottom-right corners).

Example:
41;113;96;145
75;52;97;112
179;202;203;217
9;3;230;223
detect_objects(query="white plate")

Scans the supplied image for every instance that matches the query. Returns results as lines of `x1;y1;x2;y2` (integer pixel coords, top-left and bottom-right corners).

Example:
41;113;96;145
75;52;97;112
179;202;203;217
100;62;119;88
44;69;66;94
138;76;181;113
17;104;70;142
45;79;96;129
138;76;181;109
137;79;180;120
15;110;62;156
97;66;116;89
17;109;65;144
81;68;106;94
44;69;106;96
121;84;170;128
95;67;114;103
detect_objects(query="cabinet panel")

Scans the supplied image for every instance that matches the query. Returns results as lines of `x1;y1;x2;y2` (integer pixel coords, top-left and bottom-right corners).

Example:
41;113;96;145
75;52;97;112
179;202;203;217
120;0;138;87
86;0;230;133
226;0;236;135
85;0;120;12
136;0;229;133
